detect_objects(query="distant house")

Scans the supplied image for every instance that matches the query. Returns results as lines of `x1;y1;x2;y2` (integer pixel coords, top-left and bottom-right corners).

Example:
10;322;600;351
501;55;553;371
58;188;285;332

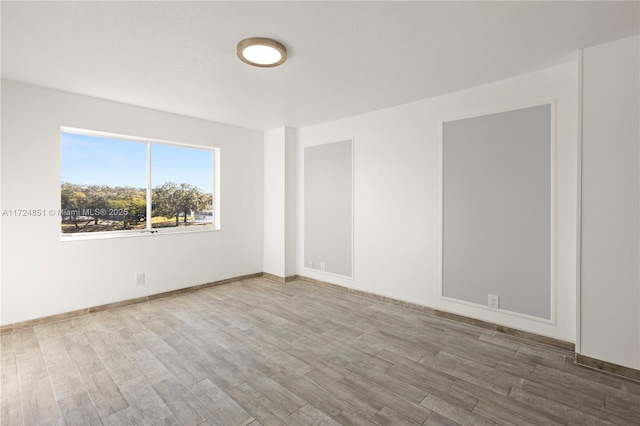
193;210;214;222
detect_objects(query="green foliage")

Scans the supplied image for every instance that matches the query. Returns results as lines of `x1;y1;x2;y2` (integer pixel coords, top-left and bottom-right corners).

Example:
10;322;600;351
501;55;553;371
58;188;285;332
61;181;211;229
152;182;211;226
61;182;146;227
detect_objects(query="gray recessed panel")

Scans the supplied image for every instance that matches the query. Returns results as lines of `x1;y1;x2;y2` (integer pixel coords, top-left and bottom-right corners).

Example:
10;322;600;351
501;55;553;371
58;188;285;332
442;104;551;319
304;140;353;277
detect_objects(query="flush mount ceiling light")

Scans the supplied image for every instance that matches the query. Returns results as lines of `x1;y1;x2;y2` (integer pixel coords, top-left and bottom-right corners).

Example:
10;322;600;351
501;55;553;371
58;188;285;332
237;37;287;67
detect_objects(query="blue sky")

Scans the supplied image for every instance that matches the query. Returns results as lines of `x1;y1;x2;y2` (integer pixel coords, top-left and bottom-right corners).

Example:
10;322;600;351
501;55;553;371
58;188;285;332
61;132;214;193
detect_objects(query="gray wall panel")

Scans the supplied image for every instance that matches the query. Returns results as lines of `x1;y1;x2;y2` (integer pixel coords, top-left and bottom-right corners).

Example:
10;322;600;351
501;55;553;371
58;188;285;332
442;104;551;319
304;140;353;277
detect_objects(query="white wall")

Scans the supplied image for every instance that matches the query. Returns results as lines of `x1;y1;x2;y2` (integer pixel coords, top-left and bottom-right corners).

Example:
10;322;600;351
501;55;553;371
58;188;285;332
263;128;286;277
0;80;264;325
580;35;640;370
263;127;297;278
284;127;298;278
299;62;578;342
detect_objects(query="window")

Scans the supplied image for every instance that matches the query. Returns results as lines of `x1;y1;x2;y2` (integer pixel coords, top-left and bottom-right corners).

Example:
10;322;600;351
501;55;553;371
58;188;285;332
60;127;219;238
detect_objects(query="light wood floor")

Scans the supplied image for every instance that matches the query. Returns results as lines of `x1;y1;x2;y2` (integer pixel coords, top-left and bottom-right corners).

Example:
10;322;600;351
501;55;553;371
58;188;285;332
1;277;639;426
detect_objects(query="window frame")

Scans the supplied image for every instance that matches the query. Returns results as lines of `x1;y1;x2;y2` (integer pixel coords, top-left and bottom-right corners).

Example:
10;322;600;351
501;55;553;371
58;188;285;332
60;126;220;241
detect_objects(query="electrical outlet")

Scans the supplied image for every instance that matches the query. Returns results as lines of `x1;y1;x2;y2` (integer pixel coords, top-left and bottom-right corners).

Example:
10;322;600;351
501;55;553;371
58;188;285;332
488;294;499;309
308;261;314;269
320;262;326;272
136;273;145;286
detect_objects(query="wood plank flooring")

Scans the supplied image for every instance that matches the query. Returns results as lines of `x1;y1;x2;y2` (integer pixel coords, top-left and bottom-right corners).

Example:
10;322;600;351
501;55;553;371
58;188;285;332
1;277;638;426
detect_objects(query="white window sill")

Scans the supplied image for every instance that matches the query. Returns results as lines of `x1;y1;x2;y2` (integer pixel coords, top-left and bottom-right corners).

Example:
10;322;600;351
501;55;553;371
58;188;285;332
60;227;220;241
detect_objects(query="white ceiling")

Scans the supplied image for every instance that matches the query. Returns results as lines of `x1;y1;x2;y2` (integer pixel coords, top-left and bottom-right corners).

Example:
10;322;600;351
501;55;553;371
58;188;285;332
2;1;639;131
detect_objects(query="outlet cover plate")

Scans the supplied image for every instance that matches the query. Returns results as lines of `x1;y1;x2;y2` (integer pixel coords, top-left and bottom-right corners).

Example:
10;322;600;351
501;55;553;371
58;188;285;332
488;294;499;309
136;273;145;286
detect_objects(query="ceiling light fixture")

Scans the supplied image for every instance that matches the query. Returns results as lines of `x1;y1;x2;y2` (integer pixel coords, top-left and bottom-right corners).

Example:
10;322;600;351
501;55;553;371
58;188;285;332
237;37;287;68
